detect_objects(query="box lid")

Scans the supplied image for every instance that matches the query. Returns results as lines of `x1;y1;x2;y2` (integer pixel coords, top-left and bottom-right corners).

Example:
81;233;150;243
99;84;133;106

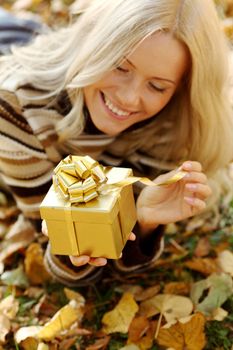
40;167;132;224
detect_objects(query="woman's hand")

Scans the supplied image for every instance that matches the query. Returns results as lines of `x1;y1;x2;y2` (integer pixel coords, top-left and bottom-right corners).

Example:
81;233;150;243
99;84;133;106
136;161;212;234
41;220;136;267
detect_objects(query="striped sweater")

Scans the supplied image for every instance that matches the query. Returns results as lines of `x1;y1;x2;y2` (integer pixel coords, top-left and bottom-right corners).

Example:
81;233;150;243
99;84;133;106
0;80;167;283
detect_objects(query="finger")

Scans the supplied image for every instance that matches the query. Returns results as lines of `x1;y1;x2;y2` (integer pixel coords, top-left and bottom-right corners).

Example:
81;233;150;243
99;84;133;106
184;196;207;212
185;183;212;199
129;232;136;241
70;255;90;266
183;171;207;184
181;161;202;172
89;257;107;266
41;220;48;236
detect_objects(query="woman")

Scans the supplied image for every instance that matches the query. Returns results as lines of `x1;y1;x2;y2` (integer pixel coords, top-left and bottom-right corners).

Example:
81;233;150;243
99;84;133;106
0;0;232;286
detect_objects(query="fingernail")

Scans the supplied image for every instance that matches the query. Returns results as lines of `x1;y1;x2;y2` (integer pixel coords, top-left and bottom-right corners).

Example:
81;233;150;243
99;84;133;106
183;162;192;170
186;183;197;190
71;256;89;265
184;196;194;204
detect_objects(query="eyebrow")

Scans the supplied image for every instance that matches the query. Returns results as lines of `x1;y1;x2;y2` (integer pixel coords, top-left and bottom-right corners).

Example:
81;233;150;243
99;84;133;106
125;58;176;85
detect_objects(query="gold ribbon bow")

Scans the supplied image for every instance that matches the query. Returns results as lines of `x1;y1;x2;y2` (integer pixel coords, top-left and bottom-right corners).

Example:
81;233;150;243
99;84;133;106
53;155;187;204
53;155;107;203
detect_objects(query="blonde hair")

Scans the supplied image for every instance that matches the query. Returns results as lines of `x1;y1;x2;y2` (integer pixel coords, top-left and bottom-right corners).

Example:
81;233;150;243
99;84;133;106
1;0;233;176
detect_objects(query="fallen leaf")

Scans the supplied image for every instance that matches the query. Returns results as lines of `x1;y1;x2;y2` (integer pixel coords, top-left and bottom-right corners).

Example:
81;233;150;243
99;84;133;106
102;293;139;334
0;313;11;343
38;300;84;341
194;237;211;257
157;313;206;350
1;265;29;288
218;250;233;276
212;307;228;321
119;345;140;350
0;295;19;319
64;288;85;305
191;273;233;316
37;343;49;350
0;215;35;263
24;243;50;285
128;316;150;343
139;294;193;323
134;285;161;302
184;258;220;275
163;282;190;296
86;336;110;350
15;326;42;344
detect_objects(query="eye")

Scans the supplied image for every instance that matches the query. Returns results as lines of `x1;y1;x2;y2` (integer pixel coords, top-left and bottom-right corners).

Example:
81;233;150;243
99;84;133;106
116;66;129;73
149;82;166;93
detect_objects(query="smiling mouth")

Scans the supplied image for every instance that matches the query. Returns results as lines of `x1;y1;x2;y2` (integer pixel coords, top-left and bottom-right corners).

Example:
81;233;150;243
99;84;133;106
101;92;133;118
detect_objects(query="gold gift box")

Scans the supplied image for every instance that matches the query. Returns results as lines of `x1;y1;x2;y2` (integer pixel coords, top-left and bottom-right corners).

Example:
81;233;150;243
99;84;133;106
40;167;137;259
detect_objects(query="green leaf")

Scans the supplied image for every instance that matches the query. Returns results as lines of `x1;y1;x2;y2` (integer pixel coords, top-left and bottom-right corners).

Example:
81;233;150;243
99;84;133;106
190;273;233;316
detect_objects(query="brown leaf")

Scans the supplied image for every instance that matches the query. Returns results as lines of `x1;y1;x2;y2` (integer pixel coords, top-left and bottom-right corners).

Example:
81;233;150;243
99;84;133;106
86;336;111;350
0;215;35;263
194;237;211;257
102;293;139;334
134;285;160;302
128;319;157;350
157;313;206;350
24;243;50;285
128;316;150;343
184;258;220;275
163;282;191;296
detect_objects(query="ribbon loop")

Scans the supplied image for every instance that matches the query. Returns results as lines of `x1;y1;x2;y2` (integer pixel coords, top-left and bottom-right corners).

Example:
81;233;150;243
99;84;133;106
53;155;187;204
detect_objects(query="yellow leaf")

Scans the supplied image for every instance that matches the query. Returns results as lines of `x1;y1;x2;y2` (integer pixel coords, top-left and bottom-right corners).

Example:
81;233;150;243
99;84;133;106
218;250;233;276
38;301;84;341
64;288;85;305
157;313;206;350
140;294;193;323
102;293;139;334
25;243;50;285
212;307;228;321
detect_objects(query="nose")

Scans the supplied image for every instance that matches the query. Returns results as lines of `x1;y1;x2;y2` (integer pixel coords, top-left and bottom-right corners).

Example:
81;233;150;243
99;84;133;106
115;78;142;110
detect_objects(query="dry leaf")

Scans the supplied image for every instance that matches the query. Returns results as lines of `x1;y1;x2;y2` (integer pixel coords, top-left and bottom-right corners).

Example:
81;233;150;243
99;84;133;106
212;307;228;321
140;294;193;323
218;250;233;276
194;237;211;257
163;282;190;296
102;293;139;334
128;316;150;342
0;295;19;319
37;343;49;350
128;317;157;350
0;215;35;263
0;313;11;343
184;258;220;275
38;300;84;341
15;326;42;344
64;288;85;305
191;273;233;316
24;243;50;285
86;336;110;350
119;346;140;350
157;313;206;350
134;285;160;302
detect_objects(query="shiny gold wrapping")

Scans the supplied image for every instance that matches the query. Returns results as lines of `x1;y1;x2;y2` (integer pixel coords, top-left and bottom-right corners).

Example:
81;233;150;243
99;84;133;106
40;167;137;259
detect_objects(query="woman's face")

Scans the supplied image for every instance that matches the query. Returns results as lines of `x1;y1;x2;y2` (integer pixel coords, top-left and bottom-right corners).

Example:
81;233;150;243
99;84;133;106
83;32;189;136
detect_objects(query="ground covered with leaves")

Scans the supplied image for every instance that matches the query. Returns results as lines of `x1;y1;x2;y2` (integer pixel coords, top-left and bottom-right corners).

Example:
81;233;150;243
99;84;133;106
0;1;233;349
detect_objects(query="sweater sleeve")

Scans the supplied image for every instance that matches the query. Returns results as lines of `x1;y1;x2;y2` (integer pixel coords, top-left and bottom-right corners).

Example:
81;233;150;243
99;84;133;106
0;89;56;220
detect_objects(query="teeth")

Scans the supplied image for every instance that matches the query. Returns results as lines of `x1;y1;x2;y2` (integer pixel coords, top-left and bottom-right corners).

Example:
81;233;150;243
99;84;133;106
104;94;130;117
